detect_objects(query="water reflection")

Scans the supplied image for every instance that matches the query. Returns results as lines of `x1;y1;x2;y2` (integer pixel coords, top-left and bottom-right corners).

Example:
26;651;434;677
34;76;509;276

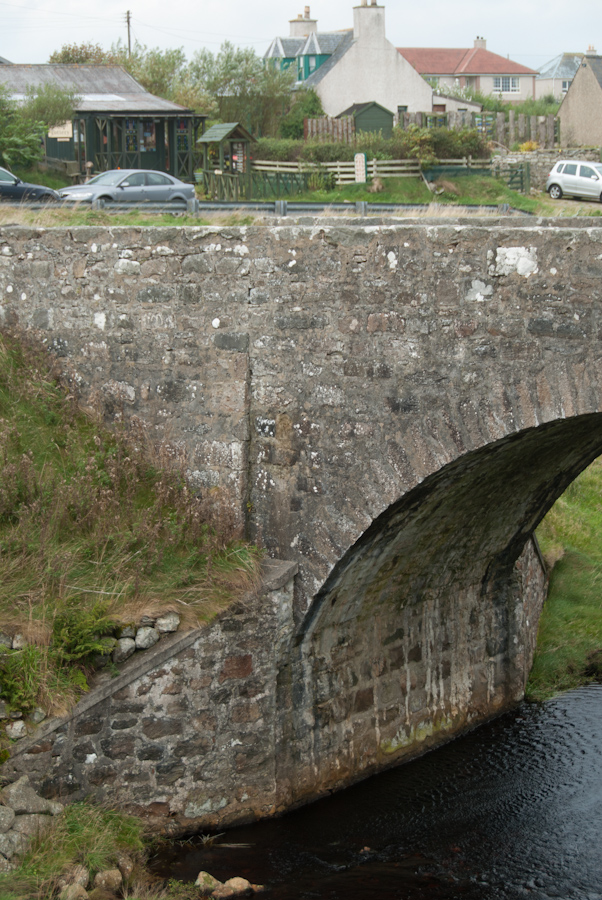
153;685;602;900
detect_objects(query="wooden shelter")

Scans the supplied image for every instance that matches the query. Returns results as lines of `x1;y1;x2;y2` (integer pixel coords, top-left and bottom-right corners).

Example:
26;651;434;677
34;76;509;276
0;65;206;181
197;123;254;174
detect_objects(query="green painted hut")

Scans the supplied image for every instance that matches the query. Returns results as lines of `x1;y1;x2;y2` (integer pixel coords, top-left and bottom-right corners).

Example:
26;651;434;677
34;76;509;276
0;65;206;181
337;101;394;138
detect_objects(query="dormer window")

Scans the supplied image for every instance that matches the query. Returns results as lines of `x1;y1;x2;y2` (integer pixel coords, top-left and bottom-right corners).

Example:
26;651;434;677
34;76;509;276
309;55;317;72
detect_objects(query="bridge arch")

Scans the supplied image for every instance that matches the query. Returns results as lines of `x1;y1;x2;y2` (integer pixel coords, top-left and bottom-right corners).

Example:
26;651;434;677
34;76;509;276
276;414;602;809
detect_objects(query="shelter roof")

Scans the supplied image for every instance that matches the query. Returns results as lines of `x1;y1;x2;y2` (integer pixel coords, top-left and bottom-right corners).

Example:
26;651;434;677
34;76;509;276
197;122;255;143
397;47;536;76
0;65;194;115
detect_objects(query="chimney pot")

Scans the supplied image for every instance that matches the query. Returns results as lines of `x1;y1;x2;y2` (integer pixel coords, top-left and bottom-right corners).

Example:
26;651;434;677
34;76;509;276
304;5;310;17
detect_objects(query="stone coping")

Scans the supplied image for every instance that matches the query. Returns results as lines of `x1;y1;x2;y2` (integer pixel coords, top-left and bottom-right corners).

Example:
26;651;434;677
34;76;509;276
6;559;297;761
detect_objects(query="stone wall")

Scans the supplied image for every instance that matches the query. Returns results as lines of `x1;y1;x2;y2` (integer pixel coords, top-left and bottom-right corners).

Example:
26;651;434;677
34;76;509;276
492;147;601;191
2;219;602;822
3;561;297;831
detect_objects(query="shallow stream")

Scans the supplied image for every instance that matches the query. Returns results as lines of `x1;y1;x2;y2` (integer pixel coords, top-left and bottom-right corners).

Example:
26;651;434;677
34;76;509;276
152;684;602;900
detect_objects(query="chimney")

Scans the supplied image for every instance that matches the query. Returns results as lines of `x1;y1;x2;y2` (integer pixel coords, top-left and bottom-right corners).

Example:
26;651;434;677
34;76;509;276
474;36;487;50
289;7;317;36
586;44;597;56
353;1;385;42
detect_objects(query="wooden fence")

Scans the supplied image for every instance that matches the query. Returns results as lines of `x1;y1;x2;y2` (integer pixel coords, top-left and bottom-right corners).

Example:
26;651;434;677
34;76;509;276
304;117;355;142
304;112;558;150
398;111;558;149
252;159;421;185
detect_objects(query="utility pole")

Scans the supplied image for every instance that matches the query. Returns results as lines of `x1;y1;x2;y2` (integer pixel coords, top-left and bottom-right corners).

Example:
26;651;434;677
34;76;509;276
125;10;132;57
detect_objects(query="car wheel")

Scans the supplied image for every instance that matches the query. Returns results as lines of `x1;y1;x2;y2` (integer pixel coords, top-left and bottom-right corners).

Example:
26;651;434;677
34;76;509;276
548;184;563;200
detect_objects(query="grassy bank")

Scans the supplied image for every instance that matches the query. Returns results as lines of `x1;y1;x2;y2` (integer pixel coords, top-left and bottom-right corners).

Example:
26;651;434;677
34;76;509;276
0;802;197;900
0;330;260;718
529;457;602;700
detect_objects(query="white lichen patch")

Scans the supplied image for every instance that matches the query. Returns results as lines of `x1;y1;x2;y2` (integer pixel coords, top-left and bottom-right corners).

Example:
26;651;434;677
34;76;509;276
489;246;539;278
465;279;493;303
94;312;106;330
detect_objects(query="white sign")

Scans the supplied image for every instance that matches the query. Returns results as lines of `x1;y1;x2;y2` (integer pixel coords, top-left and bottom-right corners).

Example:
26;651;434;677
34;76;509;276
48;121;73;140
354;152;367;184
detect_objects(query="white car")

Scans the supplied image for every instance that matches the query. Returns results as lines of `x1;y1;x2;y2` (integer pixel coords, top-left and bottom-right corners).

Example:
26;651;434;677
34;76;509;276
546;160;602;202
59;169;195;204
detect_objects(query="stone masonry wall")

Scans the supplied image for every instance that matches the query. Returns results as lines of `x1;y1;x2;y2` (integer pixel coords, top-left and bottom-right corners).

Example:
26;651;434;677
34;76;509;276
492;147;601;191
2;218;598;824
1;221;602;613
3;561;297;831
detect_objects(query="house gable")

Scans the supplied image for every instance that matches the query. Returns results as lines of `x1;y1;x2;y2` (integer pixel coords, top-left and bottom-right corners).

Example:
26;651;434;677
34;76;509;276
558;55;602;145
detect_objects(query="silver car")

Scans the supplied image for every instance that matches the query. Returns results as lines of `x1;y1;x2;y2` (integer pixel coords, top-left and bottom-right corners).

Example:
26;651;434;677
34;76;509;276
546;160;602;201
59;169;195;204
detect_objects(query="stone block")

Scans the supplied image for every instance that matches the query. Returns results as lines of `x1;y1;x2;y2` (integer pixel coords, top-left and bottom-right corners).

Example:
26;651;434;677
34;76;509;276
135;627;160;650
0;808;15;833
219;655;253;682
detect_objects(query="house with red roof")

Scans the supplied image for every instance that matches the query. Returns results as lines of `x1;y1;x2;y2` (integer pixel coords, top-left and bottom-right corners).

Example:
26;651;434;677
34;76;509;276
398;38;537;102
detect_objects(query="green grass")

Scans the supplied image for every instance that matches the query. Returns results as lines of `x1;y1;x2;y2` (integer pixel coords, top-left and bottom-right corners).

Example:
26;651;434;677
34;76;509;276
0;330;261;717
12;166;71;191
528;457;602;700
283;174;545;214
0;801;203;899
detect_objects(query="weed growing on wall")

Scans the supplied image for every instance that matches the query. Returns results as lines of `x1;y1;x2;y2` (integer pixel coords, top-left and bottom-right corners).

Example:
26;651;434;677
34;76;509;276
0;329;261;714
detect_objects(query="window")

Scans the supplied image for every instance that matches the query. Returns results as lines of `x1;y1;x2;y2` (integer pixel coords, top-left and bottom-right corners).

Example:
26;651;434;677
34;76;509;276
556;163;565;173
298;58;304;80
493;76;519;93
122;173;146;187
562;80;570;93
0;169;16;183
564;163;577;175
147;173;171;186
308;55;316;72
580;165;598;179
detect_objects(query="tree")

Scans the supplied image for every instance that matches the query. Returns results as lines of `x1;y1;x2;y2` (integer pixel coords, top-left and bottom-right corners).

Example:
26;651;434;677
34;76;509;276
21;84;80;130
48;42;117;65
0;85;45;170
279;88;324;139
186;42;295;135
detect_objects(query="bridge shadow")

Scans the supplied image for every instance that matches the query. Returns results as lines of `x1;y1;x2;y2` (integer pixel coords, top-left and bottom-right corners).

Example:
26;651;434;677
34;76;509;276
277;413;602;808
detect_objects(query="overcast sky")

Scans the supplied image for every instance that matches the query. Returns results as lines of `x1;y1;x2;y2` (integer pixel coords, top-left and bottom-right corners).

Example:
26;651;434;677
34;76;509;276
1;0;598;71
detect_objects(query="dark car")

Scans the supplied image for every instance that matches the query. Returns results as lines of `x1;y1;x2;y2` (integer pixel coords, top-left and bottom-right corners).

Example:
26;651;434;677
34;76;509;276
0;167;60;202
58;169;196;204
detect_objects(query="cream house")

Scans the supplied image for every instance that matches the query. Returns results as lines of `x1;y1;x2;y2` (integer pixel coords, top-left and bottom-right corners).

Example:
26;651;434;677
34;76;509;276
398;38;537;102
536;52;584;100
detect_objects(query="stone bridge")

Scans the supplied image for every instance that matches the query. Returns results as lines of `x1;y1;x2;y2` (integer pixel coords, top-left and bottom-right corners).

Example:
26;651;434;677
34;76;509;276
2;218;602;824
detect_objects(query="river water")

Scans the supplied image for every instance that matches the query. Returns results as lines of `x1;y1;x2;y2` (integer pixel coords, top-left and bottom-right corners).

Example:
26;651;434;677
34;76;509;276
152;685;602;900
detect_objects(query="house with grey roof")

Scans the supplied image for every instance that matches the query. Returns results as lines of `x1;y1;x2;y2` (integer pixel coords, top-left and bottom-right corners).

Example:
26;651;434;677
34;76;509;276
557;51;602;145
264;2;433;118
536;52;584;100
0;64;206;180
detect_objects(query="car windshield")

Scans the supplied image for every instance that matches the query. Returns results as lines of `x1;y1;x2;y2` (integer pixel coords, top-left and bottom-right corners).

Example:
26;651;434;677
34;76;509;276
86;172;129;186
594;165;602;177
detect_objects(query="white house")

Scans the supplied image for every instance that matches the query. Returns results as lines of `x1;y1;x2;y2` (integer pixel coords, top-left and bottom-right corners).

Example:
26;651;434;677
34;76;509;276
265;2;433;117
